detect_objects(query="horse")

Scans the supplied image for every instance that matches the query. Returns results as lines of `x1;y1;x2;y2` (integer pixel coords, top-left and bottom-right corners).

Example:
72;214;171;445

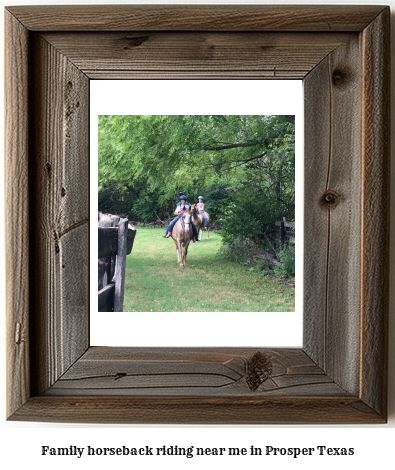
171;207;193;268
191;204;210;240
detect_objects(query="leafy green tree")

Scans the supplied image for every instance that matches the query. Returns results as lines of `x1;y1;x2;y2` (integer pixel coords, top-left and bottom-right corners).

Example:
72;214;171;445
98;115;295;242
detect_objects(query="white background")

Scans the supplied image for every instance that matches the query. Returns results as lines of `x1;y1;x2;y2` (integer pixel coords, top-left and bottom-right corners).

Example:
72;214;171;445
1;0;394;469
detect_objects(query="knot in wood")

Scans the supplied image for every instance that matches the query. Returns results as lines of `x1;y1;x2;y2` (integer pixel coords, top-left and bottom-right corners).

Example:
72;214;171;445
114;372;127;381
15;322;22;345
246;351;273;391
123;35;149;48
321;190;340;208
332;68;348;87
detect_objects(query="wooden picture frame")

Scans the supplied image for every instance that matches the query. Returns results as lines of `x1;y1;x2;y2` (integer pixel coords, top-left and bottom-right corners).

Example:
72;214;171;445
5;5;389;424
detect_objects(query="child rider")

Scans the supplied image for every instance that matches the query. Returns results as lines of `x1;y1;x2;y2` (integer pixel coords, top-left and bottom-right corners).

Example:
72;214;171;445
163;195;199;242
196;196;208;227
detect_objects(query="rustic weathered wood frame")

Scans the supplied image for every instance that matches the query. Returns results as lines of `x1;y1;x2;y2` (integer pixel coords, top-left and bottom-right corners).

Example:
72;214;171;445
5;5;389;423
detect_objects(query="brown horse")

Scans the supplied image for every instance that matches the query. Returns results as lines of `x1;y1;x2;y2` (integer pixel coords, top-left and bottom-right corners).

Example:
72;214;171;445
171;207;193;268
191;204;210;240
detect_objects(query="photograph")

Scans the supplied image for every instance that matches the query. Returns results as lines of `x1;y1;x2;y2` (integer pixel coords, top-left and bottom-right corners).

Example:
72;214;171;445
97;114;296;313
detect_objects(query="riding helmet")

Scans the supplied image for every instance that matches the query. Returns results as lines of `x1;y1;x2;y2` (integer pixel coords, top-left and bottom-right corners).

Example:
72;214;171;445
198;196;204;200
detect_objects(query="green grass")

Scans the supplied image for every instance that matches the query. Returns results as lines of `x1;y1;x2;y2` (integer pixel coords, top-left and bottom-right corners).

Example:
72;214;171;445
123;228;295;312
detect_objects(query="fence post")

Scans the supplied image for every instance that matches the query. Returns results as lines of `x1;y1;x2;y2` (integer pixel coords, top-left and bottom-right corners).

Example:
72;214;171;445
281;217;286;247
113;218;128;312
98;218;113;290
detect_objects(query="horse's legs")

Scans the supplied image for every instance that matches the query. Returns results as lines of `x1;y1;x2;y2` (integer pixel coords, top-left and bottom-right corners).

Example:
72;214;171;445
207;225;209;239
184;242;189;265
175;241;181;262
199;228;202;241
177;242;184;268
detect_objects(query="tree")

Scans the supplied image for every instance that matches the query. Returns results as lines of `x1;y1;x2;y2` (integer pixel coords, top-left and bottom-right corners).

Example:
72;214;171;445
98;115;295;242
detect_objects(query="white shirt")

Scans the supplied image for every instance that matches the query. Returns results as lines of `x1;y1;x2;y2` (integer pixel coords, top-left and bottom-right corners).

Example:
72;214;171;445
175;202;190;213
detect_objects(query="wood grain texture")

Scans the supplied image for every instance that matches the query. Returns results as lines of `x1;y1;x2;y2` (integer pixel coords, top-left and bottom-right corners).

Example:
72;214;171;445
325;38;362;394
5;5;389;423
42;32;351;80
10;396;383;425
46;347;346;397
5;10;30;418
14;347;384;423
30;34;90;395
360;9;390;417
5;5;386;32
59;225;89;367
114;219;128;312
304;35;362;395
98;284;115;312
98;227;136;258
303;56;331;370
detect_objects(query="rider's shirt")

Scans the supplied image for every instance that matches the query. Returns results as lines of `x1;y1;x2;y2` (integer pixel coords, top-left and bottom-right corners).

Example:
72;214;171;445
197;202;205;211
176;202;190;213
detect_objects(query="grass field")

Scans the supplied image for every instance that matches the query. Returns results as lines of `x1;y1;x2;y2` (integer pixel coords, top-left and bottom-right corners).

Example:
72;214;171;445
123;227;295;312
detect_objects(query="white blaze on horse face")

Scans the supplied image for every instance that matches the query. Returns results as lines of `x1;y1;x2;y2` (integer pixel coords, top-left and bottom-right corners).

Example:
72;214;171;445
184;213;191;232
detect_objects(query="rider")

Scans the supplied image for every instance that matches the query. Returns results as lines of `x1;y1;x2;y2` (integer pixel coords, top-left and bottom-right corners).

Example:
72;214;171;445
163;195;199;242
196;196;208;227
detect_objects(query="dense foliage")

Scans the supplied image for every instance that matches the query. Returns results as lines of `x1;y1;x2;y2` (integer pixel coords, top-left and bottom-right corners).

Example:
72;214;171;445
98;114;295;273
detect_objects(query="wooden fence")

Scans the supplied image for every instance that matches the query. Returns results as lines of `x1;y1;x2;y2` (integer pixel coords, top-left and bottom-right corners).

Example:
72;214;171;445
274;217;295;248
98;213;136;312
